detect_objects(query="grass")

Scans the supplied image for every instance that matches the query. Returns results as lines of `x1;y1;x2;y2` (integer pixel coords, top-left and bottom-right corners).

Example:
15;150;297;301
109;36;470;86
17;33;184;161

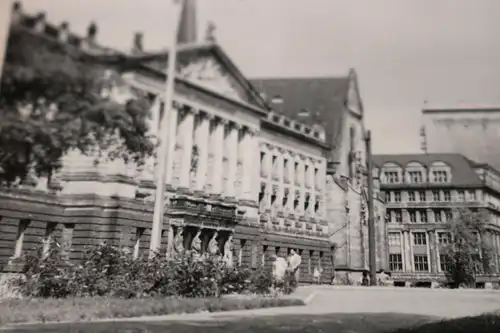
0;296;305;327
1;311;499;332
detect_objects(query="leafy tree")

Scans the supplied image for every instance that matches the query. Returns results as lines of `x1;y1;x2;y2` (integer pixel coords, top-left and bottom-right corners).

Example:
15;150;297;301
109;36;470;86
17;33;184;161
441;208;494;288
0;25;155;187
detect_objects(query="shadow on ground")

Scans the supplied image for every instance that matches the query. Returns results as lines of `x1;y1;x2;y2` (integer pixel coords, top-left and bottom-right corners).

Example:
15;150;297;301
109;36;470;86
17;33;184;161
1;313;443;333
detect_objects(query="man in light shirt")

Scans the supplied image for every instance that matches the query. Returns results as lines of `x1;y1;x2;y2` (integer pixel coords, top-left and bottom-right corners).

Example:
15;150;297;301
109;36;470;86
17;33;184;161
271;254;288;285
287;249;302;283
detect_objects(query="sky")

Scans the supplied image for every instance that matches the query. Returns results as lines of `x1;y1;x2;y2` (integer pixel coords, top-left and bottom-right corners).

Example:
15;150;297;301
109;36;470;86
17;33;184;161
1;0;500;154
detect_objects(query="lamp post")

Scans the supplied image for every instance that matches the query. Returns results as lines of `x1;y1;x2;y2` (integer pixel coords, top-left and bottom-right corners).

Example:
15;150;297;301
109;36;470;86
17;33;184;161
149;0;185;258
365;130;377;286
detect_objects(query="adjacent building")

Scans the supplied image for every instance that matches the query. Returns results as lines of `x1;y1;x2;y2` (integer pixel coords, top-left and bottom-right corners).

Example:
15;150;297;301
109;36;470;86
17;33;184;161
373;153;500;287
0;1;384;284
421;106;500;171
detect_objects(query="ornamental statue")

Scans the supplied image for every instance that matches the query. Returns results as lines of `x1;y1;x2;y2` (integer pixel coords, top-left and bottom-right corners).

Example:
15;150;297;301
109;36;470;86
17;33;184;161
208;231;219;255
191;229;202;255
174;227;185;254
223;234;234;268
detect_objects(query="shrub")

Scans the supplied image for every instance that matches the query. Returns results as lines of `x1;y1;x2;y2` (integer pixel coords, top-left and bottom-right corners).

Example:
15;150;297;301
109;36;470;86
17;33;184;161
12;242;294;299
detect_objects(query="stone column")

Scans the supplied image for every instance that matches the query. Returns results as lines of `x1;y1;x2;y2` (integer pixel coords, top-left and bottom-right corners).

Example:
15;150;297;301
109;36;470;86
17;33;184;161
179;107;196;190
428;230;437;273
211;117;226;195
403;230;412;272
225;121;240;198
241;128;255;201
310;160;317;216
165;103;179;186
195;111;211;192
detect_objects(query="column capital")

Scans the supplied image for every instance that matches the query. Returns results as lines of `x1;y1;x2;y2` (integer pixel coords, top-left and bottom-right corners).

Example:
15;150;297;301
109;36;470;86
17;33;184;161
229;120;243;130
201;110;215;120
243;125;258;135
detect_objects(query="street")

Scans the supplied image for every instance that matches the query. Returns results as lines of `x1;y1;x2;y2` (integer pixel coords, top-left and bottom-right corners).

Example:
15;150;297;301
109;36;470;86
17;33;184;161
3;286;500;332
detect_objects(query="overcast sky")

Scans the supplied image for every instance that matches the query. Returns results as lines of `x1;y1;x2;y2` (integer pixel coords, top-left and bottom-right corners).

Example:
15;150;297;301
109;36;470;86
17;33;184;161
1;0;500;154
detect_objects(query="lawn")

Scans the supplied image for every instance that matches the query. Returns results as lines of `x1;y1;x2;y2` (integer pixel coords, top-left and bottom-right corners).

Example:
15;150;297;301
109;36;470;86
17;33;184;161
2;312;499;333
0;296;304;326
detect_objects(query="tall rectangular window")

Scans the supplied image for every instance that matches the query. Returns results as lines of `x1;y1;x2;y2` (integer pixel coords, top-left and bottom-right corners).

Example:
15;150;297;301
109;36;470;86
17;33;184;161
389;254;403;271
418;191;426;202
408;191;416;202
133;227;145;259
414;255;429;272
440;254;450;272
413;232;427;245
42;222;58;258
13;219;30;259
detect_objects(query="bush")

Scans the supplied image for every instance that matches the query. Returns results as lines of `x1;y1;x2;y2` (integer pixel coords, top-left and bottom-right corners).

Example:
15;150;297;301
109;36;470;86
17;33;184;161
12;242;294;299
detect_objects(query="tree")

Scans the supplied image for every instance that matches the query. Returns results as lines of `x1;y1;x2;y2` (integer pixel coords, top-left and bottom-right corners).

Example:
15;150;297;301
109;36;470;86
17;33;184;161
0;25;155;187
441;207;494;288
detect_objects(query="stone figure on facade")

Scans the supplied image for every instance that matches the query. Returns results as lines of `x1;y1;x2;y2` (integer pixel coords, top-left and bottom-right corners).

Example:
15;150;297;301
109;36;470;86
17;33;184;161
223;233;234;267
208;231;219;255
174;227;185;254
191;229;202;256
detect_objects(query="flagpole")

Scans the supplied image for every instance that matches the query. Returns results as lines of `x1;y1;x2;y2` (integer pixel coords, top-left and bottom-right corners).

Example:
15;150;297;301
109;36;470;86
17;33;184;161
149;0;184;258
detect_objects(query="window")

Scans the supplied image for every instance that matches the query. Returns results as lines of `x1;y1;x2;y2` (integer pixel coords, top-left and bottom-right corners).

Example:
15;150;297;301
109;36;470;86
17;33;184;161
439;254;451;272
409;171;423;183
395;210;402;223
418;191;426;202
393;191;401;203
133;227;145;259
304;164;310;185
408;191;416;202
414;255;429;272
385;171;399;183
385;210;392;222
419;210;428;223
13;219;30;259
409;210;417;223
443;190;451;202
283;158;289;181
42;222;57;258
413;232;427;245
434;209;442;222
467;190;477;201
272;155;278;177
294;162;300;184
444;210;453;222
388;232;401;247
438;232;451;245
314;168;319;187
389;254;403;271
432;170;448;183
432;190;440;202
458;190;465;202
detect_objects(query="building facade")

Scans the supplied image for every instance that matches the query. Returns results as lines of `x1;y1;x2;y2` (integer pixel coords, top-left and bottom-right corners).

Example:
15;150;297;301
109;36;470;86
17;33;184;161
251;75;387;282
0;2;339;283
373;153;500;287
421;106;500;171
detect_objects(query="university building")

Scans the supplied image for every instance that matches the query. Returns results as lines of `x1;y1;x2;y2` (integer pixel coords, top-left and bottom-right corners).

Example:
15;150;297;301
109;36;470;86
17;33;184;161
373;153;500;287
0;1;386;283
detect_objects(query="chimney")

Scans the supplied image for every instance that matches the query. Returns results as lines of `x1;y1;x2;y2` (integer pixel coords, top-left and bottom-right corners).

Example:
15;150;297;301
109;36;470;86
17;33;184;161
58;21;69;43
33;12;46;33
131;32;143;54
11;1;22;25
86;21;98;45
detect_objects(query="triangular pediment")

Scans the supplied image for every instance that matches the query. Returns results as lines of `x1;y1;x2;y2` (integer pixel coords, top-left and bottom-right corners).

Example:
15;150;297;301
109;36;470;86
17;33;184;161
134;45;267;109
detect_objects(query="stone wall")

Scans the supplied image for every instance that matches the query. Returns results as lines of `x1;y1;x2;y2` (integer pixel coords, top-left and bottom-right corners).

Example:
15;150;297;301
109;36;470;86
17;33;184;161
0;189;333;284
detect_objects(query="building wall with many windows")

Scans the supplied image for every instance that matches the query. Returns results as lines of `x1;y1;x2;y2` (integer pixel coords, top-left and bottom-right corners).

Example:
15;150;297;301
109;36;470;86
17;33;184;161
373;153;500;286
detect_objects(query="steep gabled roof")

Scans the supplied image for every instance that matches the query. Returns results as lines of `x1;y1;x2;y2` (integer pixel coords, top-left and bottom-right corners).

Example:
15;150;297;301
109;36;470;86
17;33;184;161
249;76;351;158
372;153;483;187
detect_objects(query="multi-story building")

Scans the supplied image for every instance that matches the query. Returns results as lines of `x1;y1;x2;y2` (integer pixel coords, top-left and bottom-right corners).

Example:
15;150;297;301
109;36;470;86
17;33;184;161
0;1;373;284
373;153;500;287
251;75;387;281
421;106;500;171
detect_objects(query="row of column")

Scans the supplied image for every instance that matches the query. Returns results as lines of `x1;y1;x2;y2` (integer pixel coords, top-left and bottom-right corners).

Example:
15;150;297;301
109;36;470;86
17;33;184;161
260;145;322;190
260;185;320;216
147;99;258;200
388;209;453;223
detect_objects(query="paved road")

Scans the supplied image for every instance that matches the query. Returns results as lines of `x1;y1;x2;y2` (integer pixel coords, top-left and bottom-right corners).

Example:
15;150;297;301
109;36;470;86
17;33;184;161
298;286;500;318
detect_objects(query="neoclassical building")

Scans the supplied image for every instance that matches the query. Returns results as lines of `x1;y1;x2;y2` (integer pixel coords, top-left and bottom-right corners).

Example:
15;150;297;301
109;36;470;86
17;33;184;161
0;2;342;283
373;153;500;287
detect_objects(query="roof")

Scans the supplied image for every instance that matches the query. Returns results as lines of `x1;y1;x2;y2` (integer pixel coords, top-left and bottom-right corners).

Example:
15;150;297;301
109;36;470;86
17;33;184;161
372;153;483;187
249;76;351;159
